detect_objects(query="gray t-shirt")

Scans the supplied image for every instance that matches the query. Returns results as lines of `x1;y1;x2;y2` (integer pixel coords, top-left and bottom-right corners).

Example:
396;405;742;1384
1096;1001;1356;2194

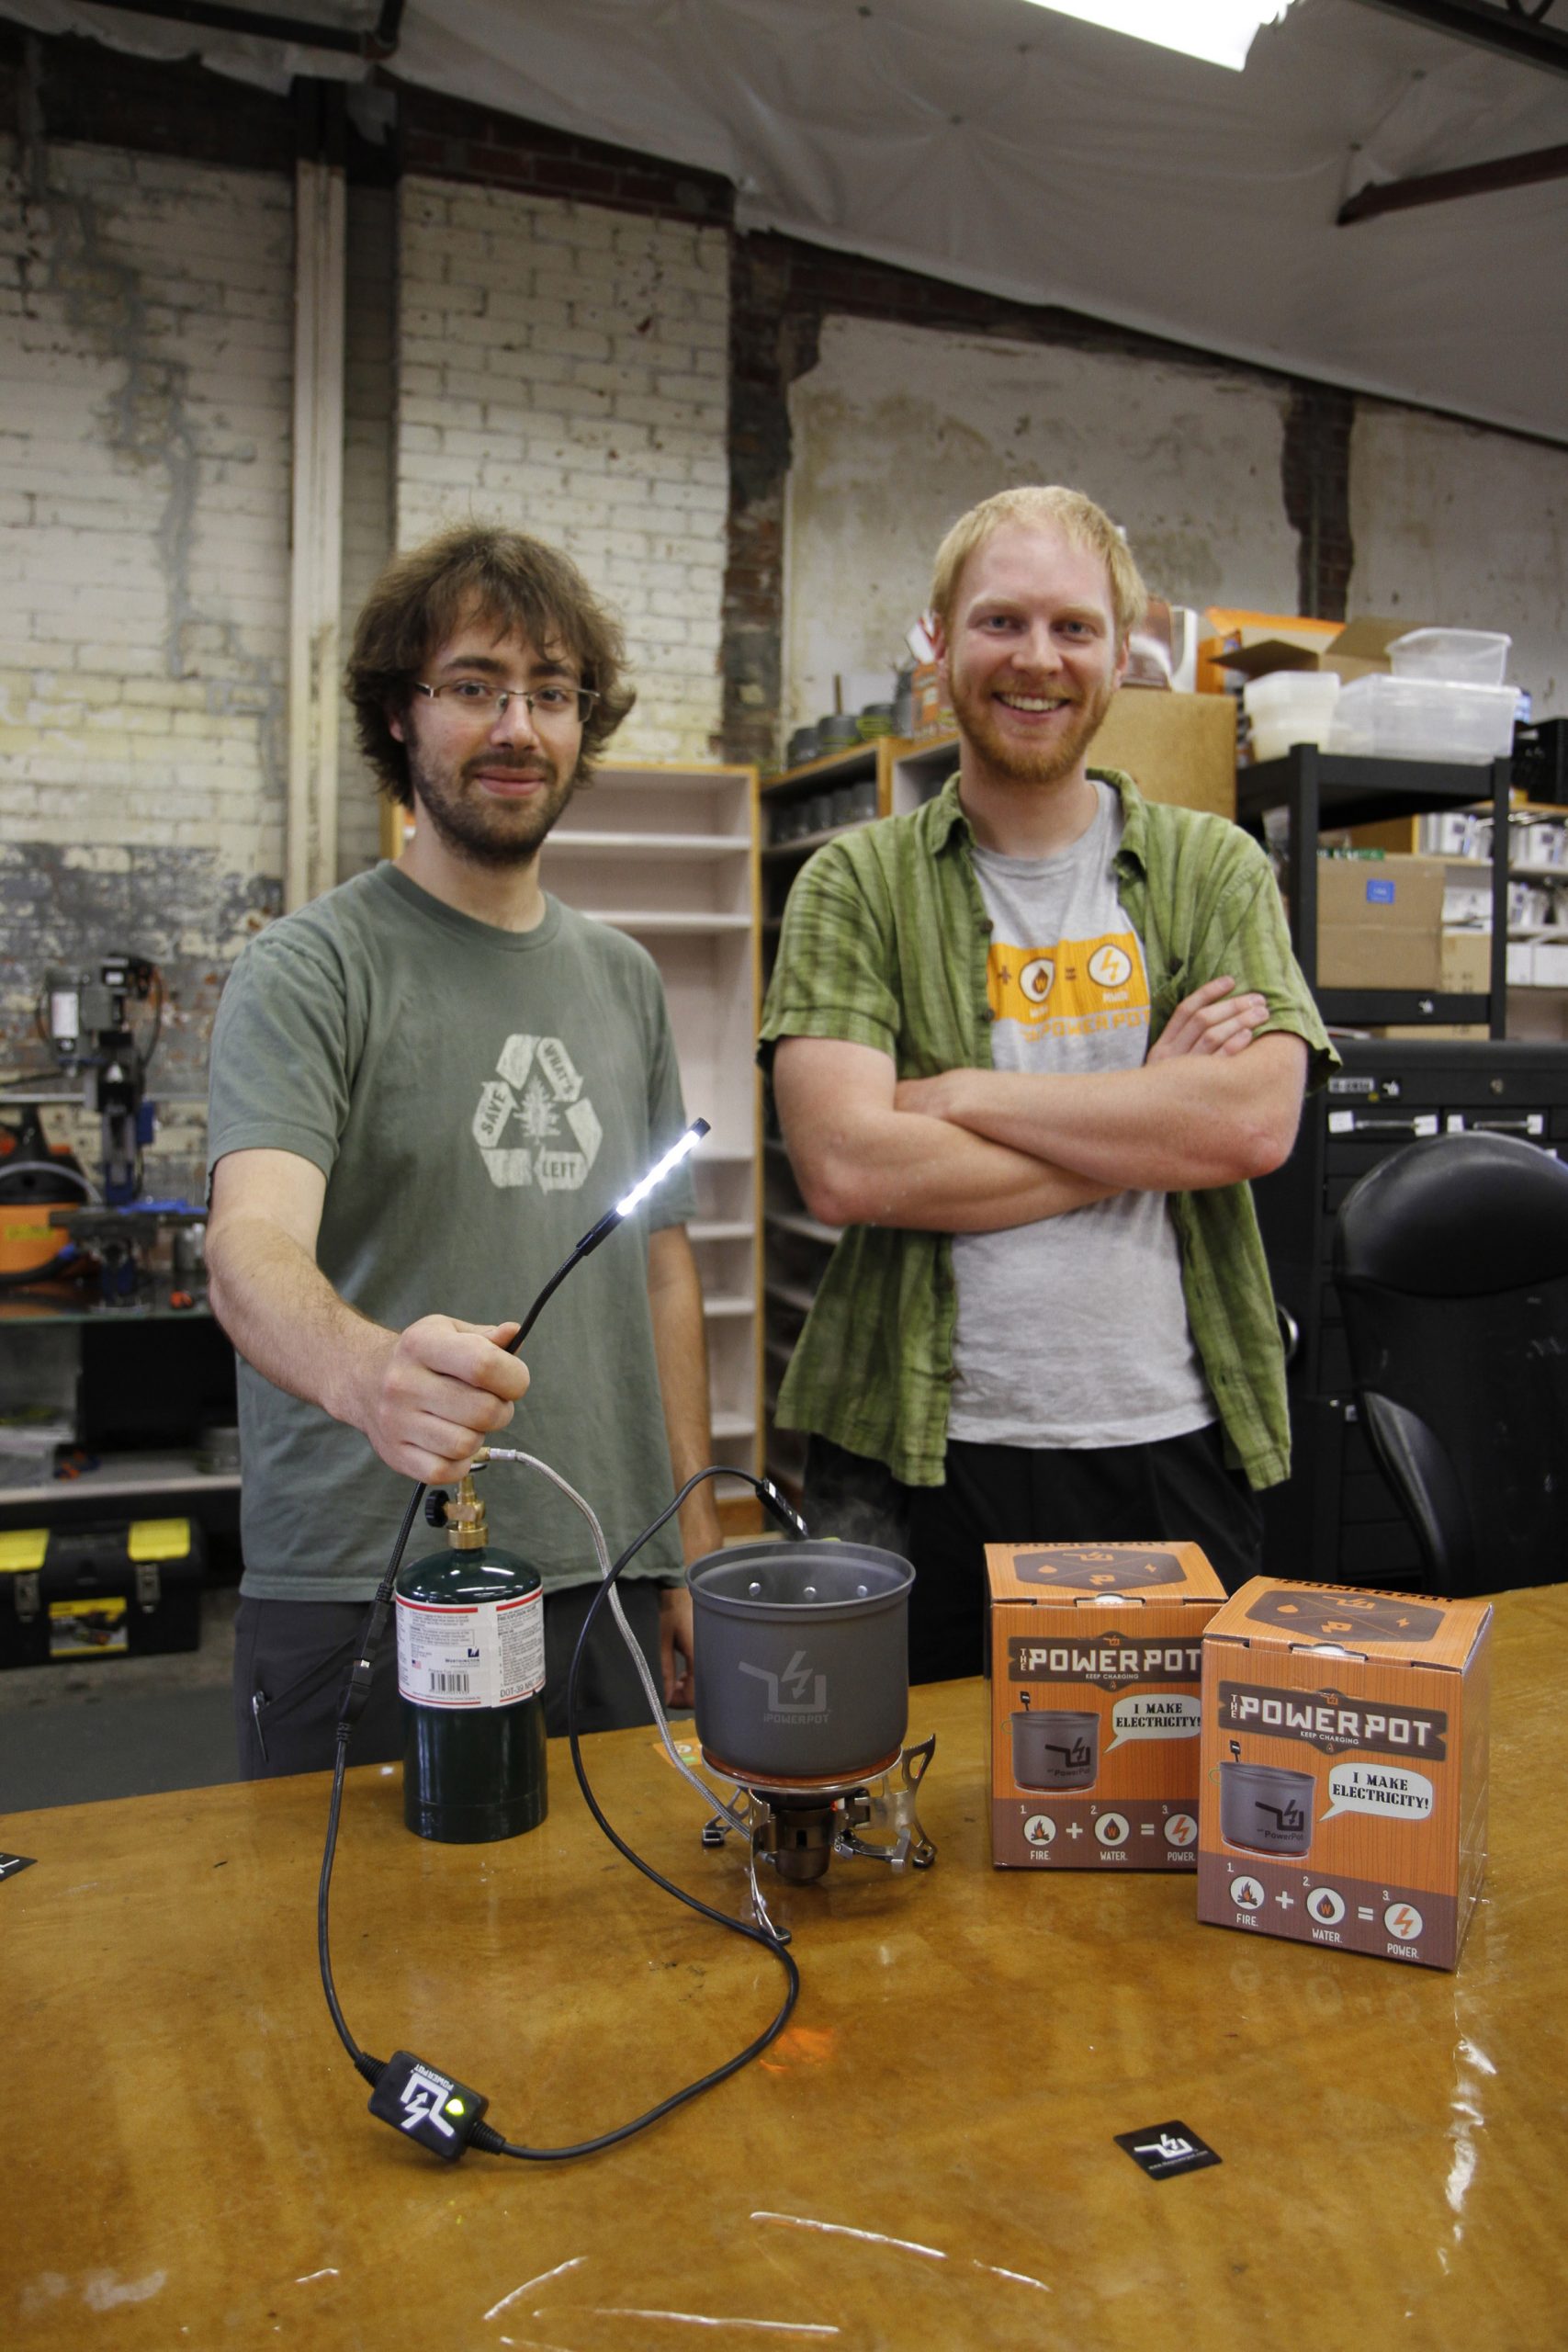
207;864;696;1600
948;783;1213;1449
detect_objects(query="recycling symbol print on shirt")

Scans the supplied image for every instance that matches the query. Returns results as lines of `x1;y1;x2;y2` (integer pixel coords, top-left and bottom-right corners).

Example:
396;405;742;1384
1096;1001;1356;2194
471;1034;603;1192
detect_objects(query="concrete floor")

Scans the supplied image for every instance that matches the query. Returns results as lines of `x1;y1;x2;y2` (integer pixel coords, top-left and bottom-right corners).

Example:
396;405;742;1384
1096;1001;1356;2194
0;1583;241;1813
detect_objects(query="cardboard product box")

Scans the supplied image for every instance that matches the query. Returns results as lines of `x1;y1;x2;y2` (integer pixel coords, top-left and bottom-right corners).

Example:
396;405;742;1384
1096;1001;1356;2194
1090;688;1236;820
987;1542;1227;1870
1315;854;1447;989
1196;1577;1491;1971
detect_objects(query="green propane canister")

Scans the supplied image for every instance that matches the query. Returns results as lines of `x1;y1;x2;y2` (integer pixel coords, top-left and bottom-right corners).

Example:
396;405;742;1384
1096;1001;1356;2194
394;1472;547;1844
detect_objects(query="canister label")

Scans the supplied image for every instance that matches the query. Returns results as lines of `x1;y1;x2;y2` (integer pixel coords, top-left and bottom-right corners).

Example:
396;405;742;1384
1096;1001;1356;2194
396;1589;545;1710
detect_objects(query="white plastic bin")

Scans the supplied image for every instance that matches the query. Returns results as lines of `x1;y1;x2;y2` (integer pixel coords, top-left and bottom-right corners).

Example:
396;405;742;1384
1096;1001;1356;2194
1387;629;1511;687
1242;670;1341;763
1326;675;1517;764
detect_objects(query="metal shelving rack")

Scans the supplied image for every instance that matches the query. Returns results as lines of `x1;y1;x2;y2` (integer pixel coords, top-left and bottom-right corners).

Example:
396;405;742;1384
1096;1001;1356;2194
1237;747;1512;1038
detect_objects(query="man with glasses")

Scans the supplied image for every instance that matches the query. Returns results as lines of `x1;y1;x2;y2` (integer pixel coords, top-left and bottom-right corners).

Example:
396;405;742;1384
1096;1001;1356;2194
206;526;719;1775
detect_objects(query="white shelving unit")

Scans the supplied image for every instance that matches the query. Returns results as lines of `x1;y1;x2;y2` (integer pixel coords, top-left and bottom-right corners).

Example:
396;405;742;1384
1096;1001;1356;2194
547;761;763;1529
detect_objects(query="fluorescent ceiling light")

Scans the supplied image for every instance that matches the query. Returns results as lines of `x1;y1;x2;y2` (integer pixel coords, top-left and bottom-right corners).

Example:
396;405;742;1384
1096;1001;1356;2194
1021;1;1299;72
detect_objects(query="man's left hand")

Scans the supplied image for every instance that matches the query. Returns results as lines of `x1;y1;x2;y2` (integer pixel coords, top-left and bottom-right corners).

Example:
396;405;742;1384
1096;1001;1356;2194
660;1584;695;1709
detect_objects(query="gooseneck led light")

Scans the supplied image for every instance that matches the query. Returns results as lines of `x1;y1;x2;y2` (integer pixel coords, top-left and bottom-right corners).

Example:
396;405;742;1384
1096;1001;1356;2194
317;1117;810;2164
498;1117;709;1365
615;1121;707;1221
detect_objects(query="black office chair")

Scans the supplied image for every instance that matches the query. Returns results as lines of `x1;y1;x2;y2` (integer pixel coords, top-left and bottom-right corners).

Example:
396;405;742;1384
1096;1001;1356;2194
1333;1131;1568;1597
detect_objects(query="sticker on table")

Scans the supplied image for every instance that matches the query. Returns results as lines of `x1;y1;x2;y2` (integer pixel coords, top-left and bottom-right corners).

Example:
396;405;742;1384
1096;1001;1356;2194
1115;2120;1222;2181
0;1853;38;1883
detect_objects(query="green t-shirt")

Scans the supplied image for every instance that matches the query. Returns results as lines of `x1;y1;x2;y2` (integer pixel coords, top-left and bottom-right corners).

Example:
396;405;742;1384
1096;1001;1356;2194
207;864;696;1601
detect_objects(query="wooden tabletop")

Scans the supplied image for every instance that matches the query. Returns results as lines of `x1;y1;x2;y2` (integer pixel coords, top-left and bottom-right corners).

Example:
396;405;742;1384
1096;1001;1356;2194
7;1583;1565;2351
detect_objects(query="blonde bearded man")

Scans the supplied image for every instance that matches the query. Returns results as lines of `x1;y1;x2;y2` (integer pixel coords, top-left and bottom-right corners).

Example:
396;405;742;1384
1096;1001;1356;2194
761;486;1336;1681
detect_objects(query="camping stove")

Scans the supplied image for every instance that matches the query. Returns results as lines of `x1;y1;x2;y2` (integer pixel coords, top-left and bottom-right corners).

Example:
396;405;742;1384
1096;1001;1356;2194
700;1734;936;1941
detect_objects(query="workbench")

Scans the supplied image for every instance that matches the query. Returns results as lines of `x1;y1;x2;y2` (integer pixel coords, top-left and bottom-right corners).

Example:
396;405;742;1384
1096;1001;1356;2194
6;1584;1564;2349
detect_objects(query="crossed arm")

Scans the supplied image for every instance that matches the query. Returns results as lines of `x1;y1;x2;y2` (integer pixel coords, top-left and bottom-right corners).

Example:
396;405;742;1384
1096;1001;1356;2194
205;1148;712;1702
773;978;1307;1234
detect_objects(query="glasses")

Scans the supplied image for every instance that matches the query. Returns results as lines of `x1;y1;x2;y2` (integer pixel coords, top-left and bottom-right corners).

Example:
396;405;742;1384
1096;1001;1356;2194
412;679;598;726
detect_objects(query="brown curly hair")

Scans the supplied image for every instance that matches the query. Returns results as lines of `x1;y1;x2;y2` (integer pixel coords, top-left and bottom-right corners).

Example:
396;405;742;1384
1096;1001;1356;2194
346;524;637;808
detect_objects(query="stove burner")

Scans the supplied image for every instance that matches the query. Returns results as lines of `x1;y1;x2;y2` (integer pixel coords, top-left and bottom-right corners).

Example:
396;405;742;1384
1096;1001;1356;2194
700;1735;936;1940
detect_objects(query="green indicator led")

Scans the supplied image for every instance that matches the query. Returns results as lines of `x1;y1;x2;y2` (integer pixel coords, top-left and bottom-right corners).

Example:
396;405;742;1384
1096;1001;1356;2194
446;2098;466;2116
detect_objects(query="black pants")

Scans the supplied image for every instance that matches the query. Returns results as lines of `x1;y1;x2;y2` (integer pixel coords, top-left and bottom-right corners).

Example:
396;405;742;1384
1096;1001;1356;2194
232;1580;667;1780
804;1425;1262;1687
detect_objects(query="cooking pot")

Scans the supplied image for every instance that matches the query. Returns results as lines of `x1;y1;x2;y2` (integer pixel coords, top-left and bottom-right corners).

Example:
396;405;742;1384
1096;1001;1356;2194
688;1541;912;1784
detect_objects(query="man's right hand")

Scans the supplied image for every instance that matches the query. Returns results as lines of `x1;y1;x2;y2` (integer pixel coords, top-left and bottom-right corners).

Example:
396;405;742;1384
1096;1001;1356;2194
354;1317;531;1484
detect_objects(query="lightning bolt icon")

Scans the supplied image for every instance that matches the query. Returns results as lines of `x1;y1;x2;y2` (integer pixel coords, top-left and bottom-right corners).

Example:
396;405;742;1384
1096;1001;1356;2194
1391;1906;1416;1937
780;1649;814;1701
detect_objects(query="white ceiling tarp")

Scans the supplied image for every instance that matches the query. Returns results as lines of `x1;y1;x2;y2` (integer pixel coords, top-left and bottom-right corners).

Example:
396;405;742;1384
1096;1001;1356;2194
6;0;1567;442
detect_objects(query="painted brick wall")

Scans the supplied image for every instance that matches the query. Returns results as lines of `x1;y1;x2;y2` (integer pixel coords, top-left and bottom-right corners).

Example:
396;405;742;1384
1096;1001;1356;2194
1350;404;1567;720
781;313;1301;741
395;175;729;763
0;132;292;1191
337;182;396;878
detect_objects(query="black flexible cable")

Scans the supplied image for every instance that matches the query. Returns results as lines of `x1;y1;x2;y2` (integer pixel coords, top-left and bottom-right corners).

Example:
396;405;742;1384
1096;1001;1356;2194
469;1464;801;2161
319;1462;804;2157
315;1127;804;2154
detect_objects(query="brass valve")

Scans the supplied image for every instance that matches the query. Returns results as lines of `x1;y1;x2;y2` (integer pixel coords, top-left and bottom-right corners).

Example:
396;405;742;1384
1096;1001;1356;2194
425;1465;490;1551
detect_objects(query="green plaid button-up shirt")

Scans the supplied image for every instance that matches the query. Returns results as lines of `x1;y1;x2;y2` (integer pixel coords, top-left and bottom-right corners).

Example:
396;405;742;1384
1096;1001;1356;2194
759;769;1337;1490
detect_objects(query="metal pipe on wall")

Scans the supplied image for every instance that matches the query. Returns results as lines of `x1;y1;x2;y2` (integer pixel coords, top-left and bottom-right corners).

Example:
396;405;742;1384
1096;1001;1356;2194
287;155;347;911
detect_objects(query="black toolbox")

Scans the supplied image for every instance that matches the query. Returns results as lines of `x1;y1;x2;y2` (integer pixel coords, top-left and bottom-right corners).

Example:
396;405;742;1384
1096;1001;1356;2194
0;1517;204;1668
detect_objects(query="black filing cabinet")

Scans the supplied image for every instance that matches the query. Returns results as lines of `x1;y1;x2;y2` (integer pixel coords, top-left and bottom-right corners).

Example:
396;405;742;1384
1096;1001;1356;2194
1253;1036;1568;1588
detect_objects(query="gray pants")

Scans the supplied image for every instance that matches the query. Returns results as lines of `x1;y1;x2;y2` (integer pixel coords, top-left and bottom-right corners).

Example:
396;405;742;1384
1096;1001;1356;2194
232;1579;667;1780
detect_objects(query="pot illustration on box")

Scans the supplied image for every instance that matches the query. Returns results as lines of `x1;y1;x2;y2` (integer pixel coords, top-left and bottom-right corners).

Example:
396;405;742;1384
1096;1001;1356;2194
1010;1696;1099;1791
1245;1589;1443;1645
1218;1755;1315;1858
1010;1546;1186;1591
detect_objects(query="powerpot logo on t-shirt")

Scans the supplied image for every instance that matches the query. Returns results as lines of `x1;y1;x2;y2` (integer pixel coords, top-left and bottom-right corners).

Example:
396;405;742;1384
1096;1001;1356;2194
987;930;1149;1040
471;1033;604;1191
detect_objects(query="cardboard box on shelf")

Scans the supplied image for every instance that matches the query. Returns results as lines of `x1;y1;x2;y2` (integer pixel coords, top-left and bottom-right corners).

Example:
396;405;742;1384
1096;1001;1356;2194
1196;1577;1491;1972
1091;688;1235;819
1206;615;1447;693
1196;610;1339;695
1314;854;1447;989
987;1542;1227;1870
1440;931;1492;994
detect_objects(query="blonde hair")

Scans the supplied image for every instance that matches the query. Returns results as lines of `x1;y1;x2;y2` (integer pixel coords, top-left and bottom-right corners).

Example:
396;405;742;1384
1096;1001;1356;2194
931;486;1148;647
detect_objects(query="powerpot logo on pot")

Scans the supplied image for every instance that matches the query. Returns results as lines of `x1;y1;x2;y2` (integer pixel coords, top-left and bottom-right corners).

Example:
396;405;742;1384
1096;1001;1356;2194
739;1650;829;1719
